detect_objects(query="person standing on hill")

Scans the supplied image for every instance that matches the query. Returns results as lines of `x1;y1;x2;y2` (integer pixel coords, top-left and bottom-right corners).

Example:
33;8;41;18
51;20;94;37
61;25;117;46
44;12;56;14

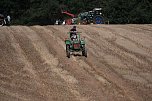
6;15;11;25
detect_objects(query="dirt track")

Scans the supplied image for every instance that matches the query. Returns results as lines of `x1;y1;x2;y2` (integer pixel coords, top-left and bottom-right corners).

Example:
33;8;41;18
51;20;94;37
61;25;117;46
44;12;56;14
0;25;152;101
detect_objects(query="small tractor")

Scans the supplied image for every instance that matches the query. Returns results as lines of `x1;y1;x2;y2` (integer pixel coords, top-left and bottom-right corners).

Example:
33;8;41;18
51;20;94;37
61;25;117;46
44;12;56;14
0;14;11;26
65;32;87;58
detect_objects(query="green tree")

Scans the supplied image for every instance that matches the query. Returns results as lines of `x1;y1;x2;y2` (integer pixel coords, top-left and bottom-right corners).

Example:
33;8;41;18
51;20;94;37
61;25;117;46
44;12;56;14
0;0;151;24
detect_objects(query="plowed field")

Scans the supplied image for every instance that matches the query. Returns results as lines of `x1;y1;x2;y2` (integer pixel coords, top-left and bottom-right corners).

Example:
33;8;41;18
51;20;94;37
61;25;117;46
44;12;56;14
0;25;152;101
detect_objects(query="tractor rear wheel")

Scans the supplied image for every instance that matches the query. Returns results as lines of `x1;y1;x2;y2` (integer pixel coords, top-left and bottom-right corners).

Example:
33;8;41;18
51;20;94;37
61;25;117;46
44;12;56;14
82;46;87;57
66;45;70;58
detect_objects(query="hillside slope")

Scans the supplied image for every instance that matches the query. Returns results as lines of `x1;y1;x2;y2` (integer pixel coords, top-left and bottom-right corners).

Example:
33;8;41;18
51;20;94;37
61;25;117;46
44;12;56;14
0;25;152;101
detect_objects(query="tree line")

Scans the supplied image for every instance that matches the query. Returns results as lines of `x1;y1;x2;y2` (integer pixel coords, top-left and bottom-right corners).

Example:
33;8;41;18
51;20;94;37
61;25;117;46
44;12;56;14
0;0;152;25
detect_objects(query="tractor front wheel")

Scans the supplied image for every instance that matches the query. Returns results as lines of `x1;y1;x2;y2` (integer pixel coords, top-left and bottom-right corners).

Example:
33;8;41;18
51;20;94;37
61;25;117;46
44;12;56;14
66;45;70;58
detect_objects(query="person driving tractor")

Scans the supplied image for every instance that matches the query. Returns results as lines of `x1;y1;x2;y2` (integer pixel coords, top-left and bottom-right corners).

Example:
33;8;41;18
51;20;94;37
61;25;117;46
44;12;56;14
70;26;77;40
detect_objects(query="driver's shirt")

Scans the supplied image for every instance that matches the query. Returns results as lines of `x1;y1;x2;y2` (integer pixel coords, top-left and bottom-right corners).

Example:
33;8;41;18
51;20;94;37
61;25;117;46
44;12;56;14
70;28;77;37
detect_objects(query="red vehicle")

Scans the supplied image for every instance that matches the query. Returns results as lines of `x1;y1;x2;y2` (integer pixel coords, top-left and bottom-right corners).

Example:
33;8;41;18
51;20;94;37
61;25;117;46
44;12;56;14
62;11;75;25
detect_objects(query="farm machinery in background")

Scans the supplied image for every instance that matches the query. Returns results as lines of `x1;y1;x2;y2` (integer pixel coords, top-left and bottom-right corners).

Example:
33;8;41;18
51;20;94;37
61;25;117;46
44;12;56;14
78;8;104;24
54;11;76;25
61;11;77;25
62;11;74;25
0;14;11;26
58;8;104;25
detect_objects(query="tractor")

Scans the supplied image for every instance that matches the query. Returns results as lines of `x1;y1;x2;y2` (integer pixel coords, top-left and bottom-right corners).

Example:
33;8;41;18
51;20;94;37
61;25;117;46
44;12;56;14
65;31;87;58
78;8;104;24
0;14;11;26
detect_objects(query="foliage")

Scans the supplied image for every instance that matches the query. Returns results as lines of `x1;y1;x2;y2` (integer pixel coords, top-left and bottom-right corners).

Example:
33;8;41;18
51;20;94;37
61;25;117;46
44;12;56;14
0;0;151;24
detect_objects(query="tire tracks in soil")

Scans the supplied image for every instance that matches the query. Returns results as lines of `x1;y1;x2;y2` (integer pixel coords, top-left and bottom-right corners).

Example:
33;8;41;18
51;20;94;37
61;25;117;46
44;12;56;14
58;25;152;100
77;25;149;101
0;26;47;101
29;26;90;101
84;25;152;100
0;25;152;101
90;25;152;71
49;25;127;101
35;25;121;99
